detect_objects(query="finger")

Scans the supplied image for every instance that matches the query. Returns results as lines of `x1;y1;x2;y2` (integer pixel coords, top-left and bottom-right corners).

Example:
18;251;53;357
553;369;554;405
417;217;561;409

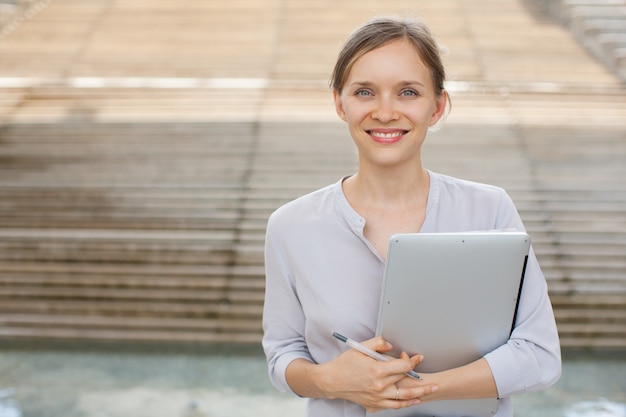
379;352;419;381
398;351;422;366
403;383;440;400
408;353;424;368
364;387;422;413
360;336;393;353
365;383;432;413
378;397;422;411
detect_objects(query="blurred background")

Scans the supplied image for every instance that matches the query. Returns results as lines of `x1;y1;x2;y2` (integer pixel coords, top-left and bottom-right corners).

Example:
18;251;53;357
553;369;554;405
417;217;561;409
0;0;624;416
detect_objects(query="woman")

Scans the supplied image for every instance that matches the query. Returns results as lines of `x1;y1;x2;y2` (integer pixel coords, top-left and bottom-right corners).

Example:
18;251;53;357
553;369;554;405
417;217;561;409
262;15;561;417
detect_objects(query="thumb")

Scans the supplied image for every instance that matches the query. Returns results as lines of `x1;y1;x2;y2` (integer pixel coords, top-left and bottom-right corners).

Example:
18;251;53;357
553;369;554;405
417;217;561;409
361;336;394;353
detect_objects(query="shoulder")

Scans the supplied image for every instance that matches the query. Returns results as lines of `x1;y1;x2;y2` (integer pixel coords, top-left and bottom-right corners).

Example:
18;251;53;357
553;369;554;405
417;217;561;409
267;180;340;230
431;171;507;198
428;171;522;230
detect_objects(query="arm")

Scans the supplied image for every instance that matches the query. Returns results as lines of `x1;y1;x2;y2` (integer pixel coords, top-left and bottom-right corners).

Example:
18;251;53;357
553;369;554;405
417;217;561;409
484;250;562;397
486;193;562;396
399;357;497;402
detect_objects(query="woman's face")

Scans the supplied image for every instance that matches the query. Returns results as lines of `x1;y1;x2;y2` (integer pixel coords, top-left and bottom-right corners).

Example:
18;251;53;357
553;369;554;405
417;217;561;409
334;39;446;170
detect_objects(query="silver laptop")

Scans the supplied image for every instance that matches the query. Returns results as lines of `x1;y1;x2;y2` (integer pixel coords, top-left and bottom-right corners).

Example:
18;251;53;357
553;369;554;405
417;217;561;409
369;232;530;417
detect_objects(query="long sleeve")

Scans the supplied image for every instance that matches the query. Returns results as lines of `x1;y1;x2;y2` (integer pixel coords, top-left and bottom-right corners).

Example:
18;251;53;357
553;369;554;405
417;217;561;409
485;247;562;397
261;182;383;400
262;211;312;394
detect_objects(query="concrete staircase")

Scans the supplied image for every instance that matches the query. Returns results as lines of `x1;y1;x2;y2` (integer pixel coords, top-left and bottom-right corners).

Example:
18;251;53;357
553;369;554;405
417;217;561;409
0;120;355;344
545;0;626;83
0;0;624;348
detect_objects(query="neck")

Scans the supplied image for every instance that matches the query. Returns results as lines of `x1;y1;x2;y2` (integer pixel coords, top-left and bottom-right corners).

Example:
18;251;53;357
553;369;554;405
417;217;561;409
344;163;430;207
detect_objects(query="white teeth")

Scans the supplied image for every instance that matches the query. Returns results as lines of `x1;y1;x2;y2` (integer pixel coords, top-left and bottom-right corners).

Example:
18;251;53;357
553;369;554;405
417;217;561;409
370;131;403;138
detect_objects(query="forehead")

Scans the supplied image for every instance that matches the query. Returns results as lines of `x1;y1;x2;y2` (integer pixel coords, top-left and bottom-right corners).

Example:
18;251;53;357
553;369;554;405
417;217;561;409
347;39;432;85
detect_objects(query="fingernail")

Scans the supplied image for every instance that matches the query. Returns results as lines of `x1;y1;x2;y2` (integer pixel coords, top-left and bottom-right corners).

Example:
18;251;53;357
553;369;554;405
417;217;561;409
432;385;439;393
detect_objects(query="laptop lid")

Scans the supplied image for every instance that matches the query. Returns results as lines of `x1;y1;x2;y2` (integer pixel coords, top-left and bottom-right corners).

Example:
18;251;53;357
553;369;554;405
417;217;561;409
369;231;530;417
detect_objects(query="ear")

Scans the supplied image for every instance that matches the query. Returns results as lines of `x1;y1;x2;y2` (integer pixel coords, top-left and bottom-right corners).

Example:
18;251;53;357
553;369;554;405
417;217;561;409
333;90;347;122
428;90;448;127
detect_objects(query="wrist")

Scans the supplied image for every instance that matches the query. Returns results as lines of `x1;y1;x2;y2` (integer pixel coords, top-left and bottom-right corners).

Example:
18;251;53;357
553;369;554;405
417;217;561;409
286;358;336;399
310;362;338;400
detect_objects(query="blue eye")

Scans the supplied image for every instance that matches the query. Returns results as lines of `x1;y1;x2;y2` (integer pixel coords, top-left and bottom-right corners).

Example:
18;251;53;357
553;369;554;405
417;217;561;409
401;89;418;97
355;90;372;97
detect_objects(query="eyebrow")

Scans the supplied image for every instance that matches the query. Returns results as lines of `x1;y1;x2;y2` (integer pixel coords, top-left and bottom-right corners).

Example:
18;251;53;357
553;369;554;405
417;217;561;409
349;80;426;88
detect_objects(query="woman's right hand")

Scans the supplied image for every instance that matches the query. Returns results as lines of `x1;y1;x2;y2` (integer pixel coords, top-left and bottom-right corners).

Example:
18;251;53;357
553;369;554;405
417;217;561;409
314;336;439;412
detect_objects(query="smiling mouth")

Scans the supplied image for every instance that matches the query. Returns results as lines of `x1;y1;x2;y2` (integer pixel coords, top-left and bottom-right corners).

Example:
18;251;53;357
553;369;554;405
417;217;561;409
367;130;407;143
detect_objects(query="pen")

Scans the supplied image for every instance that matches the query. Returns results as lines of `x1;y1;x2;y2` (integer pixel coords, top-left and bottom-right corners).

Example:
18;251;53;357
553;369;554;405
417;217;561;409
332;332;422;380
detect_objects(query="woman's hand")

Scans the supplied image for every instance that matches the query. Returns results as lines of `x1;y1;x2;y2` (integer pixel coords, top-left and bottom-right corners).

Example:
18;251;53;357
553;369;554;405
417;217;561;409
314;336;439;412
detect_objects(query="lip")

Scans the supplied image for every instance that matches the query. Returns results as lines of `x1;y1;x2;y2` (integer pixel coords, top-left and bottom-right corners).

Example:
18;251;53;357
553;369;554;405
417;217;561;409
367;128;407;144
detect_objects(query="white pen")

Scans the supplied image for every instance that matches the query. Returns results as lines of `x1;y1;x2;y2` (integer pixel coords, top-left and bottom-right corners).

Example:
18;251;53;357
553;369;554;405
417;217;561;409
332;332;422;379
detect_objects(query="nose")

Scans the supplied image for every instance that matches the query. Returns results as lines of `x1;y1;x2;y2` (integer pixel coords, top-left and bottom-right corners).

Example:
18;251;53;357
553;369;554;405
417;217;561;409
372;95;398;123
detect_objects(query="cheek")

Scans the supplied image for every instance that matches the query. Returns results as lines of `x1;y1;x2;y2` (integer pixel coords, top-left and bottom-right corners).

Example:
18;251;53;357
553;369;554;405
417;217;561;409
343;102;370;122
405;105;434;124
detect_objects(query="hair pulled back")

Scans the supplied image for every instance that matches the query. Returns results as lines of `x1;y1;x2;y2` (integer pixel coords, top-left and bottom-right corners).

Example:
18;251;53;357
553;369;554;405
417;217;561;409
330;16;446;96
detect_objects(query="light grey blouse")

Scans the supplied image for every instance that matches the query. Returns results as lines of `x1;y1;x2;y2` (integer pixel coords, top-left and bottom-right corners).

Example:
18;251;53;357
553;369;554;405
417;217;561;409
262;171;561;417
